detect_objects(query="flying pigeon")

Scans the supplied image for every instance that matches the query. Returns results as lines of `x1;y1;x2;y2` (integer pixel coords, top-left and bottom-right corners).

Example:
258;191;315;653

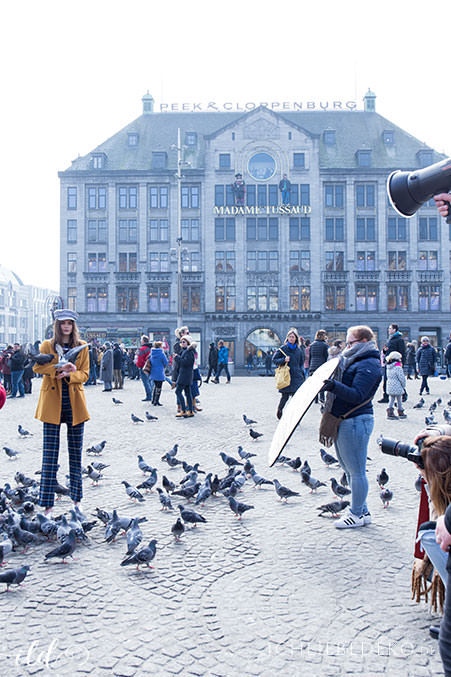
0;564;30;590
131;413;144;424
228;496;254;519
26;347;55;366
377;468;389;488
317;500;350;518
380;488;393;508
249;428;263;441
273;479;299;502
121;539;157;570
243;414;257;425
320;448;339;466
330;477;351;498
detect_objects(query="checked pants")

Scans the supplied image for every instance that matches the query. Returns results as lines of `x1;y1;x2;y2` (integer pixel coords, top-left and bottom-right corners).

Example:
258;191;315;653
38;381;84;508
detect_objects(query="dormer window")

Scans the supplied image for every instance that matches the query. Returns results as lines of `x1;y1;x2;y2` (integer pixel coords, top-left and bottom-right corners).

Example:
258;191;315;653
356;150;371;168
417;149;433;168
128;133;138;147
324;130;336;146
383;130;394;146
91;154;106;169
185;132;197;146
152;152;167;170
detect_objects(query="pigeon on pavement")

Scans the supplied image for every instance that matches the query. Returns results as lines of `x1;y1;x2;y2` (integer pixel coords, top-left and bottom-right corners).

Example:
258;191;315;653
286;457;302;471
121;481;145;502
145;411;158;421
243;414;257;425
125;518;143;555
137;470;158;493
112;397;123;405
171;518;185;541
413;398;425;409
121;539;157;570
137;455;154;475
178;505;207;526
86;465;103;485
249;468;273;488
237;446;256;460
0;564;30;590
330;477;351;498
228;496;254;519
339;472;348;488
301;471;326;493
377;468;389;488
156;488;173;511
317;500;350;517
301;460;311;476
219;452;243;467
249;428;263;441
131;413;144;424
380;488;393;508
18;425;33;438
3;447;19;460
273;479;300;502
44;530;77;563
86;441;107;455
162;476;176;493
320;449;339;466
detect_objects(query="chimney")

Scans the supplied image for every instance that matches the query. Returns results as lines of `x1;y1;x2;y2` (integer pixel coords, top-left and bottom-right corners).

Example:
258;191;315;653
363;88;376;112
142;91;154;114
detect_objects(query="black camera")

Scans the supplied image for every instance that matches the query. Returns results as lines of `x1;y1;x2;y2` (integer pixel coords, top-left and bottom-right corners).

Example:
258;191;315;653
377;435;424;469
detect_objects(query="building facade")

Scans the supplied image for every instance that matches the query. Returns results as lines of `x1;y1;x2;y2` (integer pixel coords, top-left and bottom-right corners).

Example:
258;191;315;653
59;91;448;365
0;265;58;346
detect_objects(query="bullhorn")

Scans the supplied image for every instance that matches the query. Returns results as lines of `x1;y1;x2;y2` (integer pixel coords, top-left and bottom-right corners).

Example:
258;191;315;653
387;157;451;222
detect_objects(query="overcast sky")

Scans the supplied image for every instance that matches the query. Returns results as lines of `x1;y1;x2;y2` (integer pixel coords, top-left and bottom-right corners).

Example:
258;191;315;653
1;0;450;291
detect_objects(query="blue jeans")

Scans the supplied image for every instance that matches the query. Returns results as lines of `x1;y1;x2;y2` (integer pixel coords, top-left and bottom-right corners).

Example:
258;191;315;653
139;368;153;399
334;414;374;517
176;384;193;412
10;370;25;397
216;363;230;381
419;529;448;587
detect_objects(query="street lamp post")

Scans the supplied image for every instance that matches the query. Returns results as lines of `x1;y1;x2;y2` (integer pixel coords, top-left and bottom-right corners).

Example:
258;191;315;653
176;127;183;329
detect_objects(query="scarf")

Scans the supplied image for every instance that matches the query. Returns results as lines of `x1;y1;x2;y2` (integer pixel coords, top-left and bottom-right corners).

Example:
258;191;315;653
324;340;377;413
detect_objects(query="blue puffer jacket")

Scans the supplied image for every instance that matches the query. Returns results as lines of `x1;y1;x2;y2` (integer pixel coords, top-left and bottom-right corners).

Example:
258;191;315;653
330;349;382;419
273;344;305;394
149;348;168;381
416;344;436;376
218;346;229;364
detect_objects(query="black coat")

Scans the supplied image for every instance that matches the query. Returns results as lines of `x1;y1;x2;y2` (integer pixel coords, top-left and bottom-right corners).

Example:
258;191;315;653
113;348;123;369
10;350;26;372
175;346;195;386
308;340;329;373
208;346;218;368
387;332;406;365
416;344;437;376
406;345;416;367
273;344;305;394
445;342;451;364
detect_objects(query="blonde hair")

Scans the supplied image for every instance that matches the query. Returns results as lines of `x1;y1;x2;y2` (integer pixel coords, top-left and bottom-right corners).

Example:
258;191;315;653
51;319;81;350
154;341;162;348
347;325;375;342
315;329;327;340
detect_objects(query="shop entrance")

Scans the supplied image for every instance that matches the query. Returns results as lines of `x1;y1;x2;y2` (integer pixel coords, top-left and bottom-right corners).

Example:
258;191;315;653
245;328;280;369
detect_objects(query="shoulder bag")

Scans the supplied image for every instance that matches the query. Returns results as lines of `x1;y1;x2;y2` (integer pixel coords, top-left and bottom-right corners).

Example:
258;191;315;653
319;398;372;448
274;348;291;390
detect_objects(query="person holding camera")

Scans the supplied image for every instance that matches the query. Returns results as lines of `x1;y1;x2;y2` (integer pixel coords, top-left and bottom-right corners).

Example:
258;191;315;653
321;325;382;529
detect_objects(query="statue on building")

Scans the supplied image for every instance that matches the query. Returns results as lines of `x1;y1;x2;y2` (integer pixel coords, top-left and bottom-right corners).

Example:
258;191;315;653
232;173;246;206
279;173;291;205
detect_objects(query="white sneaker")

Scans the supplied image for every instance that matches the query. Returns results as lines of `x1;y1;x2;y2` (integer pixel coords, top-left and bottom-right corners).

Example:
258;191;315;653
334;510;365;529
362;512;372;525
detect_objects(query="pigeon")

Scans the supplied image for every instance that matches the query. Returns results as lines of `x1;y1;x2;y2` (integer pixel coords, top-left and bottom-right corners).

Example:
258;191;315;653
448;400;451;408
86;441;107;455
425;416;437;426
0;538;13;566
195;475;212;506
121;539;157;570
165;455;182;469
274;456;291;465
210;474;220;495
91;462;109;472
26;347;55;365
237;446;256;460
317;500;350;518
249;468;273;488
380;488;393;508
112;397;123;405
301;460;311;476
377;468;389;488
92;508;112;525
287;457;302;471
156;488;173;511
161;444;178;462
429;402;437;413
68;510;88;541
320;449;339;466
35;513;58;538
220;452;243;468
52;343;89;369
0;564;30;590
54;480;71;498
121;481;145;502
131;413;144;424
339;472;348;488
330;477;351;498
228;496;254;519
444;410;451;424
3;447;19;460
162;476;176;493
145;411;158;421
18;425;33;438
86;465;103;485
273;479;299;502
137;471;158;493
413;398;425;409
171;518;185;541
243;414;257;425
436;398;442;406
181;461;204;474
14;472;34;488
12;526;41;550
44;529;77;563
301;471;326;493
56;515;72;543
172;484;200;501
178;504;207;526
137;455;154;475
222;482;239;498
249;428;263;441
125;518;143;555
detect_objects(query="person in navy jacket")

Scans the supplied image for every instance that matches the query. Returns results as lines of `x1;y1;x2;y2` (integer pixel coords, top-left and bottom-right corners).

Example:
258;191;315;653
273;327;305;419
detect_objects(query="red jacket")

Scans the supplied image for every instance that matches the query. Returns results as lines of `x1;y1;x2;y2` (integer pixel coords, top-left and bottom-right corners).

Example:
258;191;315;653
136;345;151;369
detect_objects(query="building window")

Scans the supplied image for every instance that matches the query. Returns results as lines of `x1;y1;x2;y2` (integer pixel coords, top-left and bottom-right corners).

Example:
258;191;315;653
387;285;408;311
149;186;168;209
185;132;197;146
289;217;310;241
118;252;137;272
419;285;440;311
215;251;235;272
148;286;170;312
148;219;169;242
290;286;310;311
388;251;406;270
356;150;371;167
181;185;200;208
87;219;107;243
87;186;107;210
88;252;107;272
149;252;169;272
289;250;310;272
118;219;137;243
247;286;278;311
67;287;77;311
91;155;105;169
67;187;77;210
417;150;434;168
324;130;336;146
325;285;346;311
387;216;407;241
418;250;438;271
356;184;375;207
214;185;235;207
246;217;278;240
356;251;375;271
219;153;231;169
293;153;305;168
356;217;376;241
215;218;235;241
246;251;278;272
151;152;167;169
67;219;77;243
118;186;137;209
86;287;107;312
182;286;201;313
215;286;236;312
181;218;200;241
383;130;394;146
325;218;344;241
325;251;344;271
356;285;378;311
325;184;344;208
419;217;438;241
128;133;138;147
117;287;138;312
67;253;77;273
182;251;201;272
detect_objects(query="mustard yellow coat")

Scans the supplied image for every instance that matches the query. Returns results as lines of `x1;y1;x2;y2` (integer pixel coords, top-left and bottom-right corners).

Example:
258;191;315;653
33;340;90;426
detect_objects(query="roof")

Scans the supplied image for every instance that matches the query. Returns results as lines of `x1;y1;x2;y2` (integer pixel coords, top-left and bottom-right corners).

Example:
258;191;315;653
0;264;24;287
61;105;444;174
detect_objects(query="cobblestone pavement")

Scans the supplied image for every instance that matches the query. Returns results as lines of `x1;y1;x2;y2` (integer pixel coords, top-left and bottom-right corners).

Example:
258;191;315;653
0;373;449;676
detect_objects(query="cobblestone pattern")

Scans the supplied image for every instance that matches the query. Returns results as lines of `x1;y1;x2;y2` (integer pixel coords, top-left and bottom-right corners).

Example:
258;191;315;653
0;374;447;675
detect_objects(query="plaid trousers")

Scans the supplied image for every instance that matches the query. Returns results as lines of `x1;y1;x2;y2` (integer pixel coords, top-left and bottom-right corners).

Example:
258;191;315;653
38;380;84;508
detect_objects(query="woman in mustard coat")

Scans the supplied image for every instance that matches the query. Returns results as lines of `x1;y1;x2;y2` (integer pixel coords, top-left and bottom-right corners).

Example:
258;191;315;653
33;309;90;514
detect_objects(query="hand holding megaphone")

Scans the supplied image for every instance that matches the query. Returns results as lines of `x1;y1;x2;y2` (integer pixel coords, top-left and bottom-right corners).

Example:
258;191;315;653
433;193;451;219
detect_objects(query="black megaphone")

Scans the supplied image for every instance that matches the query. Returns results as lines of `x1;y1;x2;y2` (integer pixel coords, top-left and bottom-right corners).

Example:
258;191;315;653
387;157;451;223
